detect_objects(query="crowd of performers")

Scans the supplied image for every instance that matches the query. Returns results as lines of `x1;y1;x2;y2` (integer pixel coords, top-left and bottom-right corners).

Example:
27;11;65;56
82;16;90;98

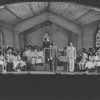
63;44;100;73
0;38;100;73
0;39;59;72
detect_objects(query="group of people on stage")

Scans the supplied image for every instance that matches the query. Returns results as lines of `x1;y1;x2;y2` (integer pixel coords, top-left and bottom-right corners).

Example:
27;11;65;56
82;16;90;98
64;44;100;73
0;46;26;72
76;47;100;73
0;38;59;72
0;37;100;73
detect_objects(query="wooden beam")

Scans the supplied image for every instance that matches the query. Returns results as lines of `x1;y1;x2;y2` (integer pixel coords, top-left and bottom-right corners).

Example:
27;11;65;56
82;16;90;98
75;10;92;21
0;20;13;31
14;12;48;33
24;21;52;35
29;3;34;16
14;11;81;35
48;11;81;35
5;7;22;21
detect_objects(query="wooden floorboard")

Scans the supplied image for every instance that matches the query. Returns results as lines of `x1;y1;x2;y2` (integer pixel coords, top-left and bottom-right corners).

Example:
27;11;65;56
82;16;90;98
1;71;100;75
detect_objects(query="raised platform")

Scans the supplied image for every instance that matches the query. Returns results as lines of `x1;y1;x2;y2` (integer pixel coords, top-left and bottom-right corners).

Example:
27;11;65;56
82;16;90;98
1;71;100;75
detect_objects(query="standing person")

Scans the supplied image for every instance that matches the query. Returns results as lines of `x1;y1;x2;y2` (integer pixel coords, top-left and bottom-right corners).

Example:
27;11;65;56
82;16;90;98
64;44;69;71
50;42;59;72
43;38;50;48
67;42;76;72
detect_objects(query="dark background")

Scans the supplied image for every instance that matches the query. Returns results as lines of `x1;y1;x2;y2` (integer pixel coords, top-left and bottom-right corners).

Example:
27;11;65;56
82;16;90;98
0;0;100;100
0;0;100;8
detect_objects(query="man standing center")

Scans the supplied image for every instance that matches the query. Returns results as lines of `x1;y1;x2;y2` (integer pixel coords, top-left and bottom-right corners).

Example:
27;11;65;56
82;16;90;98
67;42;76;72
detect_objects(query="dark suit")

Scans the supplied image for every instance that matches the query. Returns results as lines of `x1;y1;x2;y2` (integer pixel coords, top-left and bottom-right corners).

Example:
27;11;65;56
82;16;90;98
43;41;50;48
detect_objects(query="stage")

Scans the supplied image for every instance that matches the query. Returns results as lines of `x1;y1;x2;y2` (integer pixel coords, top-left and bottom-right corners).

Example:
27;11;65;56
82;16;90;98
1;71;100;75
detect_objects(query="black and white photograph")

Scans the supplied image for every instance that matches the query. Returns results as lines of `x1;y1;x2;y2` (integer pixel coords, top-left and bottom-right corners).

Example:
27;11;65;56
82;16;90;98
0;0;100;100
0;1;100;75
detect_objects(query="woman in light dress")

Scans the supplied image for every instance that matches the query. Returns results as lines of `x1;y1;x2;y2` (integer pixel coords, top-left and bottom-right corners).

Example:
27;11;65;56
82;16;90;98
12;50;26;71
23;46;32;63
36;47;44;65
12;51;21;71
0;51;7;72
85;52;96;72
79;48;88;71
30;45;38;65
95;50;100;72
5;47;13;71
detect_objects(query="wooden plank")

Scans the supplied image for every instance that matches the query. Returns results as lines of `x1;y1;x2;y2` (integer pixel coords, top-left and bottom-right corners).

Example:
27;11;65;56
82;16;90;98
59;3;71;15
14;11;81;34
34;2;40;14
7;5;28;20
56;2;65;15
30;3;38;14
48;11;81;35
0;20;13;31
0;9;19;24
14;12;48;33
5;7;22;21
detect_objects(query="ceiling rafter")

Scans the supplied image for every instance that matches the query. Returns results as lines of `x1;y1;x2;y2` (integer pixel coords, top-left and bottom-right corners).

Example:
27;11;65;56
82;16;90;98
5;6;22;21
60;3;71;15
75;10;93;21
29;3;34;16
25;21;52;35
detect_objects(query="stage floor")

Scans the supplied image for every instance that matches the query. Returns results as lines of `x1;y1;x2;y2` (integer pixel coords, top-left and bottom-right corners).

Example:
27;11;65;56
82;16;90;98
1;71;100;75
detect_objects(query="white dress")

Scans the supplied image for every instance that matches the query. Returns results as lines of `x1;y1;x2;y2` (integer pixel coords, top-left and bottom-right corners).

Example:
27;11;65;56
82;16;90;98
23;50;30;58
30;52;36;65
0;55;5;65
12;55;21;69
85;56;96;69
95;56;100;66
36;51;44;64
6;54;13;62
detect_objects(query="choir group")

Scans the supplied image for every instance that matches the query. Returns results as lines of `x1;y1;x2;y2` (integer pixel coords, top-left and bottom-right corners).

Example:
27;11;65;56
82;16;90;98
74;47;100;73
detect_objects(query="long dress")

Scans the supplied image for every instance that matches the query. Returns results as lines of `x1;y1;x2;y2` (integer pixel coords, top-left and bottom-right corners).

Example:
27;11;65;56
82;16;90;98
12;55;21;69
0;55;7;72
36;51;44;64
0;55;6;65
30;51;36;65
85;56;96;69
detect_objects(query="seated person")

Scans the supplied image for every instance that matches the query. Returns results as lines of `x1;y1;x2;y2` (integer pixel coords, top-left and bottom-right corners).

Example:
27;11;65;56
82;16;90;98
79;48;88;71
12;50;26;71
12;51;21;71
75;51;82;71
95;50;100;72
23;45;33;71
23;46;32;63
85;52;96;72
0;51;7;72
5;47;13;71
